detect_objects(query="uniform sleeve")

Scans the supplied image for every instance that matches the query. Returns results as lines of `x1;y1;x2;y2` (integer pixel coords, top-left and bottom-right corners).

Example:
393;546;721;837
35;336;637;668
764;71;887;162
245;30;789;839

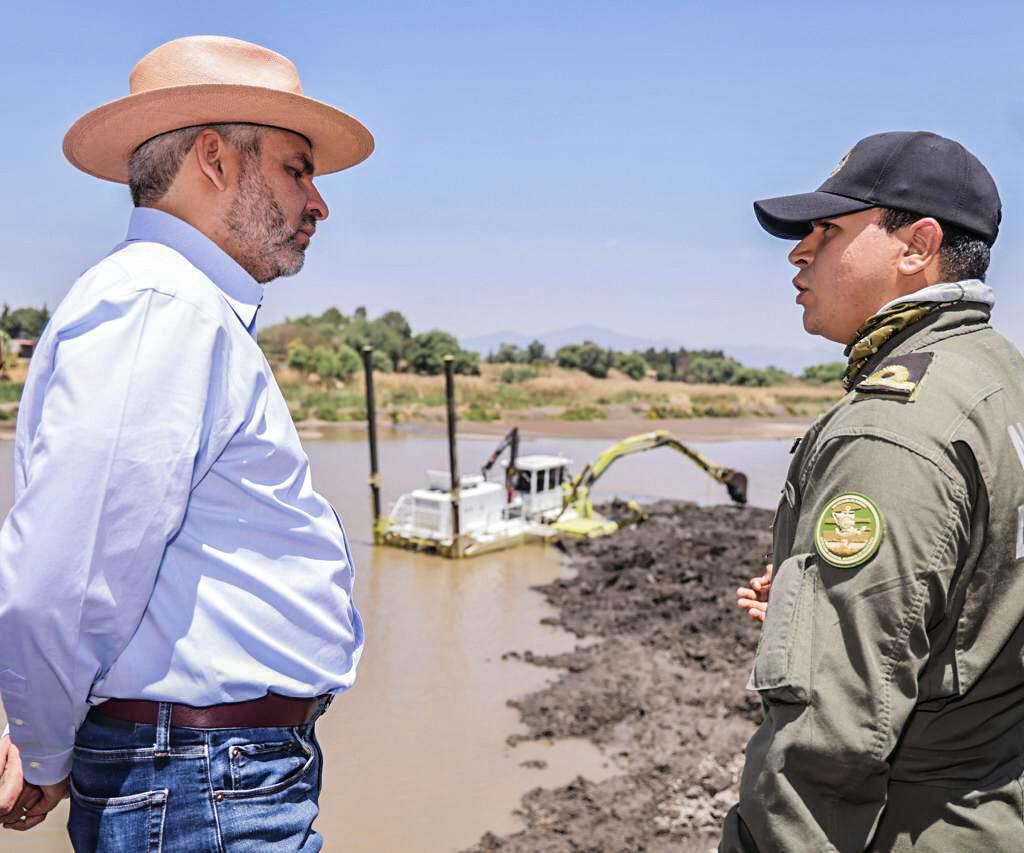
0;289;227;784
721;433;973;853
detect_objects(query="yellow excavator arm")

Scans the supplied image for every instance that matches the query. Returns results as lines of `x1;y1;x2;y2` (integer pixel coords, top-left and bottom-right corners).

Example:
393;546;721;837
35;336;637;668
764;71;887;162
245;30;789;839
553;430;747;538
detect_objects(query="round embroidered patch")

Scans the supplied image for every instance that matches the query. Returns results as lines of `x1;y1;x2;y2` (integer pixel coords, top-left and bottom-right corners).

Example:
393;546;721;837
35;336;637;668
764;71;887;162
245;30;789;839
814;492;884;568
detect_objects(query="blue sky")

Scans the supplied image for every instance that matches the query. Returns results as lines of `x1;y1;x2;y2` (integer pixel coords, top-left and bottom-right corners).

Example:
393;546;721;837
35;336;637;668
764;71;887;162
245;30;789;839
3;1;1022;362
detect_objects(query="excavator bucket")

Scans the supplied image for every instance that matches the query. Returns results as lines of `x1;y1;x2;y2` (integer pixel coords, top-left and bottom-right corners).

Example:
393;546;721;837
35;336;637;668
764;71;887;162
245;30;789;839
551;514;620;539
722;470;748;505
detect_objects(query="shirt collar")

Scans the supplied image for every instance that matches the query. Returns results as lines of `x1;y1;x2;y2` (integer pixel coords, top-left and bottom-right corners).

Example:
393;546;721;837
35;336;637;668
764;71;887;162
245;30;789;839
121;207;263;331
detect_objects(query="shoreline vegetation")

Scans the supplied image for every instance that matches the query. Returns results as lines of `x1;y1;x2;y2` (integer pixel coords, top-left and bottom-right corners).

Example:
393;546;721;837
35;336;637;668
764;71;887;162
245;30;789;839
0;303;845;442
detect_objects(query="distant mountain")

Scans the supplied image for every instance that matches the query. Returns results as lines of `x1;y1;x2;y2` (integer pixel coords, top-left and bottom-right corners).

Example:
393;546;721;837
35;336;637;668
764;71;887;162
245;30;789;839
462;326;843;374
462;330;534;354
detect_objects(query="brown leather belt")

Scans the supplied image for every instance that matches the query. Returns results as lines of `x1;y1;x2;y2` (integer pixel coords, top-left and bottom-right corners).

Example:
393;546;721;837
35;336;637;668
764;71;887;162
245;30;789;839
90;694;325;729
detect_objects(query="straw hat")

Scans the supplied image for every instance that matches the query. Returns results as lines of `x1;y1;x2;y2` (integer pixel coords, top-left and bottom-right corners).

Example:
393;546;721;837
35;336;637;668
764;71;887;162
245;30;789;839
63;35;374;183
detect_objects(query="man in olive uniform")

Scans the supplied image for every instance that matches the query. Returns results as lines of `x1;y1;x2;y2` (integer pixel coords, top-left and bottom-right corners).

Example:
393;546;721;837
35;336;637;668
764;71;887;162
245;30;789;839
720;131;1024;852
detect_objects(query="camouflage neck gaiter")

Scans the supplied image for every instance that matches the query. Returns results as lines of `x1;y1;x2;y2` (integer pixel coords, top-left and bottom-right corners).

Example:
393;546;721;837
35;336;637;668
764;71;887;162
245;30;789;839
842;301;955;391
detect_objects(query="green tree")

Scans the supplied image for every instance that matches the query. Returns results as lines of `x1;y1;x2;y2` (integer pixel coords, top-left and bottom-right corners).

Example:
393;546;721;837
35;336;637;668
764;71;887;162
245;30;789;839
802;361;846;384
490;343;525;364
376;310;413;365
319;307;345;327
340;315;371;351
367;322;406;367
311;345;342;380
371;350;394;373
287;342;313;372
335;344;362;379
526;339;548;363
452;349;481;376
555;344;582;371
342;314;408;369
616;352;649;380
679;354;741;384
0;304;49;338
408;330;478;375
642;347;683;381
762;366;791;385
732;366;772;387
408;330;462;375
378;310;412;339
577;341;613;378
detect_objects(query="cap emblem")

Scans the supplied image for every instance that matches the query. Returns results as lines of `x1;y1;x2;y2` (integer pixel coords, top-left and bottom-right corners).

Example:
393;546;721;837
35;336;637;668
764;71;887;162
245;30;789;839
830;148;853;177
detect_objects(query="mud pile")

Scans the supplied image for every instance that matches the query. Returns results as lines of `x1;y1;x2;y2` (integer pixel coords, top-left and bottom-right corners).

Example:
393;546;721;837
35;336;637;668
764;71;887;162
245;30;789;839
466;500;774;853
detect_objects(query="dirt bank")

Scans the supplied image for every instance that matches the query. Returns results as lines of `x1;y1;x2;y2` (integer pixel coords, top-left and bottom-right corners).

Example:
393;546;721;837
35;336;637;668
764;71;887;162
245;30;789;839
466;500;773;853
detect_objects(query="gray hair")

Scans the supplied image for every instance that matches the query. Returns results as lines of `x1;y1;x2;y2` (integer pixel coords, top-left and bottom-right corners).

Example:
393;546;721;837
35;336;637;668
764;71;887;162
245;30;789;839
128;123;264;207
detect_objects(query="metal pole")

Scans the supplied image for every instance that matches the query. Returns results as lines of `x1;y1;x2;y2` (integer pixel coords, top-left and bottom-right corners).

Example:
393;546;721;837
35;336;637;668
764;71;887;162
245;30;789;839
444;355;462;557
362;346;382;540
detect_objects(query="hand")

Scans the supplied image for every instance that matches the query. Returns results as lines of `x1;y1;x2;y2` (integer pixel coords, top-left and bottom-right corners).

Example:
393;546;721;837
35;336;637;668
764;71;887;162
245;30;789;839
0;734;44;831
737;562;773;623
22;777;69;828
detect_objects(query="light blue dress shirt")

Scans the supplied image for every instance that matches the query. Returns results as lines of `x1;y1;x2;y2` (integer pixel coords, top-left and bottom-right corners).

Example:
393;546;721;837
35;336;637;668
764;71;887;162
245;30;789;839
0;208;363;785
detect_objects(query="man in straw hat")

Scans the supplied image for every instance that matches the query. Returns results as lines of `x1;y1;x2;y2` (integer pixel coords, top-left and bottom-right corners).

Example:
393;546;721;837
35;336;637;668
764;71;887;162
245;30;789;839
0;35;373;849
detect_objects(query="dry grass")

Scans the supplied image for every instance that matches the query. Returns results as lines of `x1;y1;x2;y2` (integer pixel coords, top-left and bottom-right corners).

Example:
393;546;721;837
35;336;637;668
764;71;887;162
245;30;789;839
276;363;843;423
0;358;843;425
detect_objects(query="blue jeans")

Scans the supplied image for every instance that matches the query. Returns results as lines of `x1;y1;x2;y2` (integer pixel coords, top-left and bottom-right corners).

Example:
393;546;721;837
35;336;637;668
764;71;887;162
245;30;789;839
67;697;331;852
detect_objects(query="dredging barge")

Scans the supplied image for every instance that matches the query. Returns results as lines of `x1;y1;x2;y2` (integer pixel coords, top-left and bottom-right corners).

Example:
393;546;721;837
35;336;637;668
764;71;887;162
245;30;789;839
360;348;748;559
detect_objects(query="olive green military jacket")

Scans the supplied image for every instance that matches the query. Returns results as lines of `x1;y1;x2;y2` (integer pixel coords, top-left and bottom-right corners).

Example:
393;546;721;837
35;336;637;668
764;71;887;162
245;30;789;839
720;303;1024;852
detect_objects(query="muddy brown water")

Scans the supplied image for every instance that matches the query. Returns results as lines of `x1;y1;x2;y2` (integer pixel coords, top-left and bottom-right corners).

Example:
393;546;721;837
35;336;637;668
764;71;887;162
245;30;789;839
0;432;791;851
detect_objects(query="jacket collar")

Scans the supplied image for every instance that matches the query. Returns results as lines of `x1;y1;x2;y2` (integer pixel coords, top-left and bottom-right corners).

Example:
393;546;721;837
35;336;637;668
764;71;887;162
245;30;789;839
857;301;992;384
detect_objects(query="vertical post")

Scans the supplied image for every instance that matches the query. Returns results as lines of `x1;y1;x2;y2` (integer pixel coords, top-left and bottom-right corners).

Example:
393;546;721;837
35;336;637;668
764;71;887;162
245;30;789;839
362;346;382;540
444;354;462;557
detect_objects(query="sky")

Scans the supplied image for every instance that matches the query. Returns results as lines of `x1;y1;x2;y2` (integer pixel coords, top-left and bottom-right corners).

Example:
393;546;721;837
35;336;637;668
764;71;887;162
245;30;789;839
2;1;1023;363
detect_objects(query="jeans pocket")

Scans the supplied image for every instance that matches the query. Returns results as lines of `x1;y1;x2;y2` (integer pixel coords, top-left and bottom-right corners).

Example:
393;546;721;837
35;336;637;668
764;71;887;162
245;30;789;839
746;553;816;704
220;731;316;800
68;783;168;853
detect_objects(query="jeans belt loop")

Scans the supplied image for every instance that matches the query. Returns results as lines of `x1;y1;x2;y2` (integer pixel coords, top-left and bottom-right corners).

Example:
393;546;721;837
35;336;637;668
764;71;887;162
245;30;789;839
154;701;173;757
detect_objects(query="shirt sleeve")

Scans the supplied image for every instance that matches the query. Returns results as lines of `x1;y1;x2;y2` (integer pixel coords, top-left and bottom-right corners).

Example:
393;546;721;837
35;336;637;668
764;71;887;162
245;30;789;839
720;433;973;853
0;287;227;785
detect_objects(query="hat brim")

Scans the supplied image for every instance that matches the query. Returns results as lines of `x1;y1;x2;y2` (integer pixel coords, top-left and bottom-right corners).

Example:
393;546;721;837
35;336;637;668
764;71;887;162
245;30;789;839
63;83;374;183
753;192;875;240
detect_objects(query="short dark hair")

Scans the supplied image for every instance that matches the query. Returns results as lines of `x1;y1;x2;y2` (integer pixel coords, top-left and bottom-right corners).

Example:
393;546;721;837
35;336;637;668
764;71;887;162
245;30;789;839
127;123;264;207
878;207;992;282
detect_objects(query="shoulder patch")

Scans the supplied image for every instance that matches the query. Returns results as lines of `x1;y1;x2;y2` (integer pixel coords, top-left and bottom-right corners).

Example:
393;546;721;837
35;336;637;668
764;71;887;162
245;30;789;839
814;493;885;568
856;352;934;400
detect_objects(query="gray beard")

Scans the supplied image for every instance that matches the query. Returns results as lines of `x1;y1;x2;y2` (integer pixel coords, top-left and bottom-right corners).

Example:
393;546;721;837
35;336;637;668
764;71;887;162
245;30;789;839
227;158;307;284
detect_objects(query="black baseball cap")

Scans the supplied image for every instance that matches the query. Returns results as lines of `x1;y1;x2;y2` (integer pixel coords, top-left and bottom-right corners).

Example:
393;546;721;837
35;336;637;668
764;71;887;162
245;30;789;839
754;131;1001;244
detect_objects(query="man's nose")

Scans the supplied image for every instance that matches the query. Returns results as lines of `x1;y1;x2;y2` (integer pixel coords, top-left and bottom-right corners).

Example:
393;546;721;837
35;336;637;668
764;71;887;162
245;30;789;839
788;232;815;268
307;182;329;221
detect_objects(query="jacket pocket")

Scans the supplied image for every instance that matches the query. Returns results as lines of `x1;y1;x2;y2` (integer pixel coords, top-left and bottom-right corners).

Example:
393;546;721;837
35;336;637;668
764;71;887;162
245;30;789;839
747;553;815;704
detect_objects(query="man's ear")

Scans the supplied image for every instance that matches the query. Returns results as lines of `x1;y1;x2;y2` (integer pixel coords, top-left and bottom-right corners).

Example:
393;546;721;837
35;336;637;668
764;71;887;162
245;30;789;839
193;129;231;192
898;217;943;277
